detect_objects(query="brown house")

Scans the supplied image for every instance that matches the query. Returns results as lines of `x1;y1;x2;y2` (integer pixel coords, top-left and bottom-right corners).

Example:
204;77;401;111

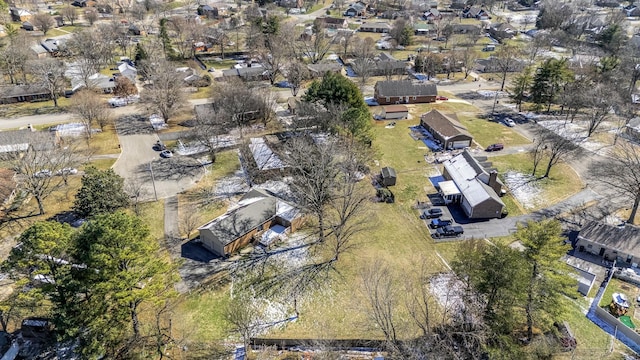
420;110;472;150
0;85;50;104
198;188;303;257
442;150;505;219
374;80;437;105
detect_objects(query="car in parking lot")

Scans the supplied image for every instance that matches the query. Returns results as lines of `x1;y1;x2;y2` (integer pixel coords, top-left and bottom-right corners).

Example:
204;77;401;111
430;218;452;229
432;225;464;238
153;141;166;151
34;170;52;178
503;118;516;127
56;168;78;176
420;208;443;219
160;150;173;158
436;96;448;101
485;143;504;152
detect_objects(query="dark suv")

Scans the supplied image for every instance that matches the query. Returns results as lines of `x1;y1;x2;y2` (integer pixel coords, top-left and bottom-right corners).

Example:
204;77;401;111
420;208;443;219
432;225;464;238
430;218;452;229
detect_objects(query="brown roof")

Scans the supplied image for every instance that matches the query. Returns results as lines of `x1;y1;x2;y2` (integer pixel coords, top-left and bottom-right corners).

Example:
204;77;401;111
384;105;408;113
420;109;471;138
320;17;345;25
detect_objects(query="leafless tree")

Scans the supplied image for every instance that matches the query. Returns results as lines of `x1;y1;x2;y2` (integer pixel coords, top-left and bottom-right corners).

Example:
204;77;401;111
0;34;33;84
32;13;55;36
9;138;80;215
460;48;478;79
113;76;138;98
285;61;308;97
360;260;400;350
208;80;271;138
404;261;435;337
584;83;619;137
124;177;149;216
589;140;640;223
139;60;187;123
340;30;355;57
170;16;200;59
191;105;230;164
68;28;117;77
351;37;376;88
179;202;202;240
532;125;580;178
259;32;291;85
28;59;66;107
295;24;335;64
494;44;522;91
70;90;112;141
61;5;78;26
225;293;261;350
85;9;98;26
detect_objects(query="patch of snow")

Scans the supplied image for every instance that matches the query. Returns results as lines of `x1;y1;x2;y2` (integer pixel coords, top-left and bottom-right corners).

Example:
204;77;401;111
503;171;542;210
477;90;508;98
211;170;249;199
538;120;614;157
149;114;167;130
430;273;465;310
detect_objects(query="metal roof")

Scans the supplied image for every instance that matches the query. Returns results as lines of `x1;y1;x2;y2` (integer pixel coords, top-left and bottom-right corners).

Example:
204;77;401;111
579;221;640;259
443;151;504;207
375;80;437;97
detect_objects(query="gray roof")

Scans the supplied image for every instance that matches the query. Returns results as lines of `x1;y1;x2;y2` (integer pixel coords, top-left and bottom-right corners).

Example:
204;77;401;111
628;117;640;131
0;85;49;99
381;166;396;178
198;188;300;246
360;22;392;30
443;150;504;208
118;63;137;82
420;110;471;140
579;221;640;258
376;52;395;61
249;137;285;170
375;80;437;97
307;62;343;73
221;66;267;79
0;129;57;153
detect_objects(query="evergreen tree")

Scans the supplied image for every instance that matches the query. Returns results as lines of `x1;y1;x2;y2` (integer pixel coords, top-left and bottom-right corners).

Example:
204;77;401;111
134;42;148;65
73;166;130;218
509;66;533;112
530;58;572;112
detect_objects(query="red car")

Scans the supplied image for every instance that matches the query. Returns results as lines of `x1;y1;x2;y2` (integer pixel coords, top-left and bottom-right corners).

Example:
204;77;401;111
436;96;448;101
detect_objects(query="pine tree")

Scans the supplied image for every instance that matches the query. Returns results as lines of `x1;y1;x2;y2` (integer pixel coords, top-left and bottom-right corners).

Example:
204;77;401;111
73;166;130;218
509;67;533;112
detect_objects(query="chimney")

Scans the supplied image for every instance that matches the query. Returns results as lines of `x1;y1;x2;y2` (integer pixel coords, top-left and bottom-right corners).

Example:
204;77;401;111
488;170;500;192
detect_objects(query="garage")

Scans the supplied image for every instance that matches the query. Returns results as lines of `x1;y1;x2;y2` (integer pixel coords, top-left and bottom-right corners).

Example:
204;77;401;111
381;105;409;120
420;110;473;151
452;140;471;149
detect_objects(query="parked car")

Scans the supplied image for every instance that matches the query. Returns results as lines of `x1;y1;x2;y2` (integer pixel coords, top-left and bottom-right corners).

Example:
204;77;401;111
430;218;452;229
160;150;173;158
420;208;443;219
152;141;166;151
503;118;516;127
275;81;292;88
486;143;504;152
436;96;448;101
34;170;52;178
55;168;78;176
432;225;464;238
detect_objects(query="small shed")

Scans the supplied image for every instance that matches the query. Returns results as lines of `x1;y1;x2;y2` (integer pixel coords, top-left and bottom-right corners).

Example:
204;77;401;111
381;166;397;186
381;105;408;120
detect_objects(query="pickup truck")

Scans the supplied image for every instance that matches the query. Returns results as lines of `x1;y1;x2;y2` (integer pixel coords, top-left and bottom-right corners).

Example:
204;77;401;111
420;208;443;219
429;218;452;229
432;225;464;238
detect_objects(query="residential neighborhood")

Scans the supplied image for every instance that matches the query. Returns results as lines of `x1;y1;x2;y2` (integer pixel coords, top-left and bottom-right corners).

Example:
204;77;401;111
1;0;640;358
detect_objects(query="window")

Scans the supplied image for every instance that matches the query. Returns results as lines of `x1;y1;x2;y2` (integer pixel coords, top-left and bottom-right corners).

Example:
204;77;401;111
386;97;390;102
587;244;592;249
257;224;263;231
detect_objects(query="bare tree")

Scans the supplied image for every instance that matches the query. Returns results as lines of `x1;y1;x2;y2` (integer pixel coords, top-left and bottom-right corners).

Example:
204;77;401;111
0;34;33;84
590;140;640;222
9;138;80;215
295;24;336;64
584;83;620;137
225;294;261;350
209;80;271;138
68;28;117;78
351;37;376;88
139;60;187;123
532;125;580;178
113;76;138;98
124;178;149;216
179;201;202;240
285;61;308;97
494;44;522;91
340;30;355;57
460;48;478;79
28;59;66;107
32;13;55;36
360;260;399;350
259;32;291;85
70;89;112;140
170;16;200;59
61;5;78;26
85;9;98;26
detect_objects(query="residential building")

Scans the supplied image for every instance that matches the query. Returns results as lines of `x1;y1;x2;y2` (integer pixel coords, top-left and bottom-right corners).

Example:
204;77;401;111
0;85;50;104
71;73;115;93
381;105;408;119
316;17;348;29
10;8;31;22
0;129;58;154
197;5;219;18
344;1;367;16
359;22;392;33
118;63;137;82
626;117;640;140
221;65;269;81
423;9;442;22
487;23;517;41
623;4;640;17
475;57;525;73
374;80;437;105
441;150;505;219
307;62;344;77
462;5;490;20
420;110;473;150
576;221;640;265
198;188;302;256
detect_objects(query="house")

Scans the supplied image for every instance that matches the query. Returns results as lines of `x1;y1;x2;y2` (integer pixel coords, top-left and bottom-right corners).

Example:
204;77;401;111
197;4;219;18
0;85;50;104
31;44;49;58
118;63;137;82
450;24;481;34
381;166;396;186
128;24;141;36
372;60;407;76
414;22;435;36
316;17;348;29
221;66;269;81
0;169;18;208
359;22;392;33
423;9;442;22
487;23;516;41
462;5;490;20
40;38;68;57
70;73;115;93
0;129;58;154
475;57;525;73
624;5;640;17
307;62;343;77
198;188;302;256
441;150;505;219
10;8;31;22
344;1;367;16
420;110;473;150
576;221;640;265
626;117;640;140
595;0;622;8
374;80;437;105
53;16;65;27
71;0;95;7
381;105;408;120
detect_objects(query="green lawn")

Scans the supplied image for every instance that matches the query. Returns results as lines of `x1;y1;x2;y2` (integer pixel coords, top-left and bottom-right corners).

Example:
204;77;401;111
599;278;636;308
456;113;532;148
174;287;231;343
0;98;70;118
137;200;166;241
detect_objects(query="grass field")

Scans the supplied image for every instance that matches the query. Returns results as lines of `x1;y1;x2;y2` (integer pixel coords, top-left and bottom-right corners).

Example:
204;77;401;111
0;98;70;118
456;113;532;148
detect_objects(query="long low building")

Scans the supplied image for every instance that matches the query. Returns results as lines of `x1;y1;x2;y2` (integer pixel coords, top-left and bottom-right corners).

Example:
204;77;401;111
576;221;640;265
442;150;505;219
420;110;473;150
374;80;437;105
